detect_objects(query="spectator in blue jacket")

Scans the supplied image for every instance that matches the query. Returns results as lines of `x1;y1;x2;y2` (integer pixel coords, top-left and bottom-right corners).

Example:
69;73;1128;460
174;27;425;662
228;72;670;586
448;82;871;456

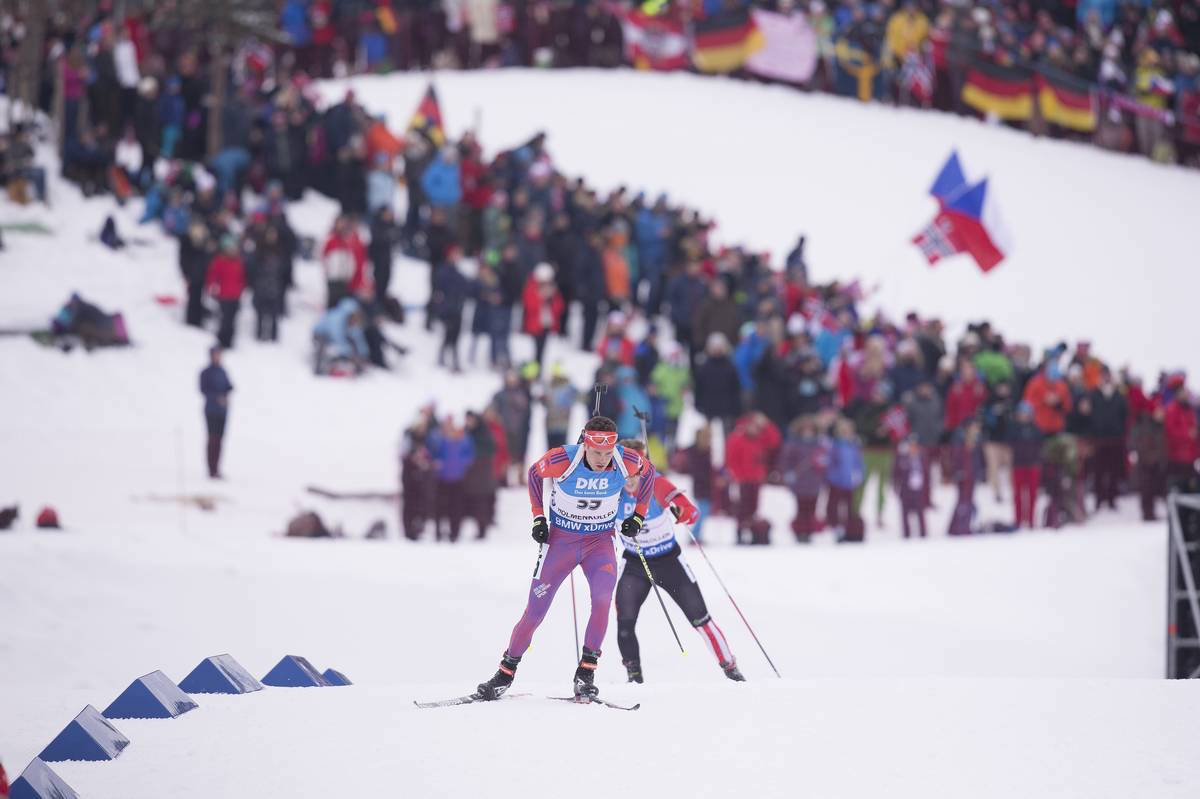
614;365;651;441
280;0;312;48
665;261;708;359
815;310;854;368
313;297;369;375
431;248;470;372
634;196;670;314
421;145;462;214
826;416;865;540
199;346;233;479
429;417;476;542
734;321;771;394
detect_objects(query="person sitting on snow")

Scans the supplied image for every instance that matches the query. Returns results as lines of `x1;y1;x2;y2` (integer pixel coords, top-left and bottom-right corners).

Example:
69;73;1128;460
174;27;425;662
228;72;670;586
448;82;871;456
313;297;369;376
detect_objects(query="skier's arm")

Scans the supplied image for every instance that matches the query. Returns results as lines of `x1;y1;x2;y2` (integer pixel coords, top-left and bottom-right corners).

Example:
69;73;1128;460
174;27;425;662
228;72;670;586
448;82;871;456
654;474;699;525
528;447;571;516
632;457;655;517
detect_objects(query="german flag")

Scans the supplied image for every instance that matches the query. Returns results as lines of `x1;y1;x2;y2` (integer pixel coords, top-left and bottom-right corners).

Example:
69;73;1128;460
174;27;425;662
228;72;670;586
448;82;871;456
962;61;1033;121
691;7;765;74
1035;66;1096;132
407;85;445;147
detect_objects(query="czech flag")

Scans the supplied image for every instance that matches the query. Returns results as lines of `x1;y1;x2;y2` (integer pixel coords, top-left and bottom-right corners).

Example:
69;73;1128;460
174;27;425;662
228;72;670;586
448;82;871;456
937;178;1010;273
912;152;1010;273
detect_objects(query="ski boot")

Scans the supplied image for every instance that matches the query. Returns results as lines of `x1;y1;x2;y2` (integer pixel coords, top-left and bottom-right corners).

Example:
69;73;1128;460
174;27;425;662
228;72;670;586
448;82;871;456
721;661;746;682
623;659;644;684
476;652;521;700
573;647;601;700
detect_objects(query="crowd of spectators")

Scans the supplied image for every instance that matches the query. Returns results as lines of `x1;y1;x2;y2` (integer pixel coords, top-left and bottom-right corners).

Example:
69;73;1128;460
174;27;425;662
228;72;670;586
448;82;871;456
2;1;1196;544
393;96;1198;544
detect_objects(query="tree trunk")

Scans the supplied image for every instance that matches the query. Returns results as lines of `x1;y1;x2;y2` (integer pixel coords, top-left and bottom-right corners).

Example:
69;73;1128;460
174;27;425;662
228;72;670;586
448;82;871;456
17;0;48;118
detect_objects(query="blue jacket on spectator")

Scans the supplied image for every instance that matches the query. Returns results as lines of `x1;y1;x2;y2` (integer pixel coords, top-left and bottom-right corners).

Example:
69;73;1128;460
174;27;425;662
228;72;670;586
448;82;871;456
614;367;650;440
422;154;462;208
815;326;851;368
634;206;668;275
199;363;233;417
280;0;311;47
431;432;475;482
665;271;707;332
313;297;368;359
1077;0;1117;26
826;436;865;490
734;330;770;392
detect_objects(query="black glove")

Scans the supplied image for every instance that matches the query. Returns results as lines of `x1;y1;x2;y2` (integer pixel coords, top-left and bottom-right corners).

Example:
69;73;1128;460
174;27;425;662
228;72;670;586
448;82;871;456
621;512;645;540
531;515;549;544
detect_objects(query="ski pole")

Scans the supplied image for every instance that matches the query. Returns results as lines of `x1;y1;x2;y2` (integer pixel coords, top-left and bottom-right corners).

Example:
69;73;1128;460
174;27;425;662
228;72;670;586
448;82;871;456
592;382;607;416
569;570;581;661
631;405;686;656
679;520;782;678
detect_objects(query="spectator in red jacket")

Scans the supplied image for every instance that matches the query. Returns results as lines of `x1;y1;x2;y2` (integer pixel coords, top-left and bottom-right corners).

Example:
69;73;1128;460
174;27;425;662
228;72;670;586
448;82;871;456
459;135;491;254
1165;391;1199;492
521;263;564;369
596;310;636;366
483;405;511;486
725;411;782;543
945;360;987;431
321;214;369;309
205;236;246;349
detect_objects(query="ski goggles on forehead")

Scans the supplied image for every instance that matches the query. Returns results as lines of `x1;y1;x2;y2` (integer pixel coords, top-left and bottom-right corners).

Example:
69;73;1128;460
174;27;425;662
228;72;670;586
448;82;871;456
582;430;618;450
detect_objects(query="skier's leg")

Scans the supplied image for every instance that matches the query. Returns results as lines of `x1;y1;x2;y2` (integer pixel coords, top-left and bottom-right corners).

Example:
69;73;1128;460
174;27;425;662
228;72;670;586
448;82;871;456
505;537;577;657
578;535;619;653
614;560;652;665
655;556;736;668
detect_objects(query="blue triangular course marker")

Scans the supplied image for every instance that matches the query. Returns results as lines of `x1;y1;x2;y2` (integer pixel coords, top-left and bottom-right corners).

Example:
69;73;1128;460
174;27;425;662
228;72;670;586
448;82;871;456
178;654;263;695
262;655;330;687
39;705;130;762
104;670;199;719
10;758;81;799
322;668;352;686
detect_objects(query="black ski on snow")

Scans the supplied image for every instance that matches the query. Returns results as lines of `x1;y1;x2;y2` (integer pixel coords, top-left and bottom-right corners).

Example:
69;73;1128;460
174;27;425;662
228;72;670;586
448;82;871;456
548;696;641;711
414;693;638;711
413;692;530;708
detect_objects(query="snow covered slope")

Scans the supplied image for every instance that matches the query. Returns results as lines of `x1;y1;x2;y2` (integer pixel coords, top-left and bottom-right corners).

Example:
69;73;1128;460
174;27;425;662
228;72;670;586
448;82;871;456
0;70;1193;798
323;69;1200;379
1;524;1185;798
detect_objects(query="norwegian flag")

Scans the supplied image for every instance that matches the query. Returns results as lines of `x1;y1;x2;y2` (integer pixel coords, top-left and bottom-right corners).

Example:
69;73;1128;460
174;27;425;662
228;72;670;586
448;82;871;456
900;52;934;106
881;405;910;442
911;214;960;266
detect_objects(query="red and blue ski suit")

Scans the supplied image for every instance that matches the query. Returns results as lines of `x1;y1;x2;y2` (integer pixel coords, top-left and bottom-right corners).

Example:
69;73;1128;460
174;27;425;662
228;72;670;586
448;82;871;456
506;444;653;657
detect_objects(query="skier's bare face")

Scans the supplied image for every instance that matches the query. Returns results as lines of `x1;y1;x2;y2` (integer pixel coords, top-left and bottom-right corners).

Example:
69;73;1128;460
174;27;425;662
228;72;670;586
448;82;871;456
624;474;641;493
584;445;614;471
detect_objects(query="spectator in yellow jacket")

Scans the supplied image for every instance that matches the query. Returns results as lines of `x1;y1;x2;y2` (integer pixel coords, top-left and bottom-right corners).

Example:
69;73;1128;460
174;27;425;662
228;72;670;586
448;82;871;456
883;1;930;69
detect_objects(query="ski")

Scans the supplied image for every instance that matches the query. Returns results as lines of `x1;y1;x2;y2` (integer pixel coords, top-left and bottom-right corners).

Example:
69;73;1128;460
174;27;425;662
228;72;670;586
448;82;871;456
547;696;641;711
413;691;530;708
414;692;638;710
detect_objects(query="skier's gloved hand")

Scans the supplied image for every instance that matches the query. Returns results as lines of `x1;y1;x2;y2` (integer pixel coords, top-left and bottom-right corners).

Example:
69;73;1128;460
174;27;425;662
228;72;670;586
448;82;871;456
669;495;700;525
531;515;550;544
621;512;645;540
